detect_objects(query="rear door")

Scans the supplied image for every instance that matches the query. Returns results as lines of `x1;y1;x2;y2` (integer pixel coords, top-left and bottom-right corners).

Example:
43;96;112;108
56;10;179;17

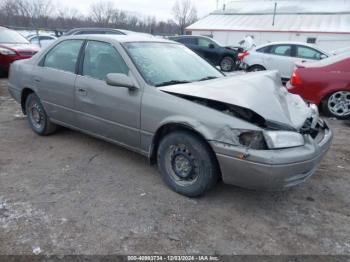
32;39;84;126
264;44;295;79
74;40;142;149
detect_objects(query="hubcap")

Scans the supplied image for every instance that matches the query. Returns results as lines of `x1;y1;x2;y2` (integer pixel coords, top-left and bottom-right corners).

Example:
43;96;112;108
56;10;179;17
328;91;350;117
29;103;44;129
166;144;199;185
172;152;193;179
221;58;233;71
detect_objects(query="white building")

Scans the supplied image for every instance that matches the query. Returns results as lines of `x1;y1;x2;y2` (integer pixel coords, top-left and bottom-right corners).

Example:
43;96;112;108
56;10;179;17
186;0;350;52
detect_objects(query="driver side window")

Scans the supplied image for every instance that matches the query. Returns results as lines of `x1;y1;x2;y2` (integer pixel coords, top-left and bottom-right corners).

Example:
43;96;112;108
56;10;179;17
82;41;129;81
296;46;323;60
198;38;215;48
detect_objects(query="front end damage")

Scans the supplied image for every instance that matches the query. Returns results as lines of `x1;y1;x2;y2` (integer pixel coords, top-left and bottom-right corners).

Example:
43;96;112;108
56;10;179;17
159;71;333;190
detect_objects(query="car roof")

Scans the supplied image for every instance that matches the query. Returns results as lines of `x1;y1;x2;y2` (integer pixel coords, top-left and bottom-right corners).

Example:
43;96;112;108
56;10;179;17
61;34;174;44
254;41;329;54
171;35;210;39
65;28;124;34
256;41;321;49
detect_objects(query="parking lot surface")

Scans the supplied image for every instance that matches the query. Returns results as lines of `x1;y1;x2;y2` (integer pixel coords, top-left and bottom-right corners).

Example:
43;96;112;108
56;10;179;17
0;78;350;255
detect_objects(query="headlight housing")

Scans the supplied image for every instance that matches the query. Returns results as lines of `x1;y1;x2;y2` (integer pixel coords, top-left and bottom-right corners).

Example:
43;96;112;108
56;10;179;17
0;47;16;55
239;131;267;150
263;131;305;149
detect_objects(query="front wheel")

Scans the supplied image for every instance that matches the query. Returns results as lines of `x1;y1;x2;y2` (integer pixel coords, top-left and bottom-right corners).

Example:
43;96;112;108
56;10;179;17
157;131;219;197
247;65;266;72
322;91;350;120
220;56;235;72
25;93;58;135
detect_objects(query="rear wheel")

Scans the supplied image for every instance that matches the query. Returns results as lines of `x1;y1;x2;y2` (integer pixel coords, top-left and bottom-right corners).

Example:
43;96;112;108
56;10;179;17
322;91;350;120
0;68;6;78
157;131;219;197
220;56;235;72
25;93;58;135
248;65;266;72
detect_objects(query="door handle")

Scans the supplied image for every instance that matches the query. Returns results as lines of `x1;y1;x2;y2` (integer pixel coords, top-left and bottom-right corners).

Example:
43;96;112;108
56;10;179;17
77;88;87;96
33;77;41;83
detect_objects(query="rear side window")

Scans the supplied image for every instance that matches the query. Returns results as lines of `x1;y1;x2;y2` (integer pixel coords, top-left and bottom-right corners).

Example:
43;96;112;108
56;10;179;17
270;45;292;56
43;40;83;73
296;46;324;60
82;41;129;80
256;46;270;53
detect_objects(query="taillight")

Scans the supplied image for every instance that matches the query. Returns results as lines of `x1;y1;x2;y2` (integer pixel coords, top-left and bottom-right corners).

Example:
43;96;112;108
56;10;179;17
291;69;302;86
238;51;249;61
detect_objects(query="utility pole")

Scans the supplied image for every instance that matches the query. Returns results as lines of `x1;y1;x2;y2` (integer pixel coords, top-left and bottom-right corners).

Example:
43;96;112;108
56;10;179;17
272;2;277;26
216;0;219;10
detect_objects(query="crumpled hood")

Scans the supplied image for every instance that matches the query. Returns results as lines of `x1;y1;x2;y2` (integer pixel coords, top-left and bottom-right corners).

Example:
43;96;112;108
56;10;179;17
159;71;313;130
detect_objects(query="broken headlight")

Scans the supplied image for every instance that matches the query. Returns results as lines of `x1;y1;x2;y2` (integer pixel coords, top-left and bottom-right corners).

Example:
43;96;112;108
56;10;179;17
239;131;267;150
263;131;305;149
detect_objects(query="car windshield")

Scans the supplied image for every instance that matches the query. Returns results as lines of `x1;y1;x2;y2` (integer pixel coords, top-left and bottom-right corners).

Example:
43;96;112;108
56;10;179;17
124;42;223;87
0;29;29;44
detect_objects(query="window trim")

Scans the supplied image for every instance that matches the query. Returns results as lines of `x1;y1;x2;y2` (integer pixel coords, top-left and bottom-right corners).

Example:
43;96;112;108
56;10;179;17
39;39;85;75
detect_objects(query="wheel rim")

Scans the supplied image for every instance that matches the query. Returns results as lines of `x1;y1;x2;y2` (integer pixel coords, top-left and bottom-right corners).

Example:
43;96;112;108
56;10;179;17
328;91;350;117
220;58;233;71
165;144;199;186
29;102;44;129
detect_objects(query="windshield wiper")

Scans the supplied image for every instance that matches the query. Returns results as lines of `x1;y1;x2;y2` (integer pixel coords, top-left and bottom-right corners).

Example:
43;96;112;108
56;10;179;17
198;76;218;81
155;80;191;87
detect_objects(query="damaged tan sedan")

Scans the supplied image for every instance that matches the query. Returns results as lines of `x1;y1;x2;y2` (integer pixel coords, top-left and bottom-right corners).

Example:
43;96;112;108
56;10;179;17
8;35;333;197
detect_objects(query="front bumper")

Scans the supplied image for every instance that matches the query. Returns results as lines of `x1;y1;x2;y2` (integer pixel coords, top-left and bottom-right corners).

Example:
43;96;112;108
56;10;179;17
211;122;333;190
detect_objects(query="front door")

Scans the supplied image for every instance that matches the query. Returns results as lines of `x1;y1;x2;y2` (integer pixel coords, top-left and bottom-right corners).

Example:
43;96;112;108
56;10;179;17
74;40;142;149
264;44;295;79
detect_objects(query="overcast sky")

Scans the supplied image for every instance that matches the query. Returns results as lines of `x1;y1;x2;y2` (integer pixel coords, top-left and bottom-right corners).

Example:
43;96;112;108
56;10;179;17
58;0;221;21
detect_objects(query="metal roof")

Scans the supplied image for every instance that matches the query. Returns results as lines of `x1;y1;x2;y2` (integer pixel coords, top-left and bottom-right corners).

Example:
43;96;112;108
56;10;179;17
221;0;350;14
187;0;350;34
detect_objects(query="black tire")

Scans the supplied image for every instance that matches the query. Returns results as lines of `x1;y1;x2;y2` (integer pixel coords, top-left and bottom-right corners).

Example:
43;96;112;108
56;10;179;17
322;91;350;120
0;68;7;78
220;56;235;72
248;65;266;72
25;93;57;135
157;130;219;197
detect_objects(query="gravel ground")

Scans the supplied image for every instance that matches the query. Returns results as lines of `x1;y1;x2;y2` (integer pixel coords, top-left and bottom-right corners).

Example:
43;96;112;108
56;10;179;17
0;77;350;255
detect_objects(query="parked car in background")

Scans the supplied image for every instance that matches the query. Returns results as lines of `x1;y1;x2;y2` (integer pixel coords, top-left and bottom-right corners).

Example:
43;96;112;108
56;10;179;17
0;27;40;75
239;42;330;80
287;52;350;119
169;35;243;72
8;35;332;197
27;34;57;48
65;27;153;38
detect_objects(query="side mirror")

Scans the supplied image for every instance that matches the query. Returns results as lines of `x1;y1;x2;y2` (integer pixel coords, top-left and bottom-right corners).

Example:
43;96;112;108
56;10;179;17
320;54;327;59
106;73;137;89
209;43;215;49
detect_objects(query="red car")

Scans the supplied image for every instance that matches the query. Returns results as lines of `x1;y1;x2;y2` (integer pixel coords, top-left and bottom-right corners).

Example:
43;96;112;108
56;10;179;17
0;27;40;75
287;53;350;119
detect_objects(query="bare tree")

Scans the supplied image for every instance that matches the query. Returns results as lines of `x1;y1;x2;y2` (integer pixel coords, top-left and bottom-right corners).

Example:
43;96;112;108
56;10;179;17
89;1;115;26
172;0;197;35
0;0;179;36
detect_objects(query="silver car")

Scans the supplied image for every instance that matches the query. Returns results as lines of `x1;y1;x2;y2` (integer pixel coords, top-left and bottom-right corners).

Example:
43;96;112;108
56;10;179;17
8;35;333;197
241;41;330;80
